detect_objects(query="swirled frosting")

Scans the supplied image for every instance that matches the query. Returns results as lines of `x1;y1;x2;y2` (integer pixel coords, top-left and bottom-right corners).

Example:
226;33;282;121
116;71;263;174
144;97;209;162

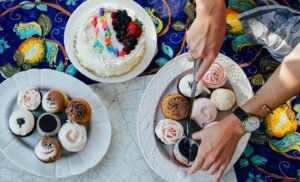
202;63;227;89
58;121;87;152
192;98;217;127
65;99;91;124
9;109;35;136
155;119;184;145
162;93;190;120
17;87;41;111
42;90;67;113
35;136;61;163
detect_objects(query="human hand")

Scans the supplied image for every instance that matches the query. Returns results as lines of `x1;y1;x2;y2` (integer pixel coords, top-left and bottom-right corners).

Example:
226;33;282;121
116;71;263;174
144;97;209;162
186;0;226;81
188;114;245;182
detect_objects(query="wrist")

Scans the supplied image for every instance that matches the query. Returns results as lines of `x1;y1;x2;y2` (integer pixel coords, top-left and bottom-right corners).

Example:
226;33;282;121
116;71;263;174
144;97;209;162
224;114;246;137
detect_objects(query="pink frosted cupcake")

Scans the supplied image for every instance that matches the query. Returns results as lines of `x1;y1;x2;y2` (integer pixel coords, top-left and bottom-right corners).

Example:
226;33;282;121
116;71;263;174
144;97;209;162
202;63;227;89
191;98;217;127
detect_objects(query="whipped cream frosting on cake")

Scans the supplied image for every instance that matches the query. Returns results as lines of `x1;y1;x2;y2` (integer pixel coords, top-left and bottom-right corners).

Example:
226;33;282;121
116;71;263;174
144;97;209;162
74;6;146;77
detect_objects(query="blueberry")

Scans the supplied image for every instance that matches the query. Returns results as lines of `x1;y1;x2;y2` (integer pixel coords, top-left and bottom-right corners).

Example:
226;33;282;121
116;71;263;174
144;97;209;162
129;37;137;45
121;10;127;16
117;10;122;15
121;30;126;36
121;25;127;30
116;33;121;39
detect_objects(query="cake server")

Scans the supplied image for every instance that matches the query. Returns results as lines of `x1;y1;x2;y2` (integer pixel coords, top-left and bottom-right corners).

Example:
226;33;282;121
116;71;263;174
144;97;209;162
187;59;202;165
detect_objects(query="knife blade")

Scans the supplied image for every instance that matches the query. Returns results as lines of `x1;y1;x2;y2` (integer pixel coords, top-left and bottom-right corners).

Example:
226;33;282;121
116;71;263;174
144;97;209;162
187;59;202;165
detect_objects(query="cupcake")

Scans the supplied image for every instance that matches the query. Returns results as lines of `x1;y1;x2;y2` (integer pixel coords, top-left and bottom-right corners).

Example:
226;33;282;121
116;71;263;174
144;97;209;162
35;136;61;163
161;93;190;120
58;120;87;152
17;87;41;111
65;98;92;125
173;137;199;167
42;89;68;113
37;113;61;137
210;88;236;111
9;109;35;137
177;74;208;98
191;98;217;127
155;119;184;145
202;63;227;89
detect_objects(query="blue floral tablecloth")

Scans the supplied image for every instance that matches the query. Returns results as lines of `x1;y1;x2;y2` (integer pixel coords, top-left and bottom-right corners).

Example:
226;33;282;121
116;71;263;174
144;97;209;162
0;0;300;181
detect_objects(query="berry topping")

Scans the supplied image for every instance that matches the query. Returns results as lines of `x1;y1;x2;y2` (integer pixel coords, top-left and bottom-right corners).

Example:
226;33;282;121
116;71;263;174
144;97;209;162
112;19;118;25
123;47;131;54
126;19;143;38
111;12;118;19
122;38;129;47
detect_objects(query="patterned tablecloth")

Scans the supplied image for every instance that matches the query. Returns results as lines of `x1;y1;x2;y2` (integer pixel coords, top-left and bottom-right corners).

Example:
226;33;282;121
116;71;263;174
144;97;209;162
0;0;300;181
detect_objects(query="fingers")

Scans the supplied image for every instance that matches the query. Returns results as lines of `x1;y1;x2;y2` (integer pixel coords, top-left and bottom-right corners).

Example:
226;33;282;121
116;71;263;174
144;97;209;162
192;130;203;140
214;163;227;182
188;146;205;174
206;158;223;175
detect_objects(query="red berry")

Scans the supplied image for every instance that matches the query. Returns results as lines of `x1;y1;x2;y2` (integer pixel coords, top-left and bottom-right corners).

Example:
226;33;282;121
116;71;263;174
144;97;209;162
123;47;131;54
127;21;142;38
122;38;129;46
112;19;118;25
111;12;118;19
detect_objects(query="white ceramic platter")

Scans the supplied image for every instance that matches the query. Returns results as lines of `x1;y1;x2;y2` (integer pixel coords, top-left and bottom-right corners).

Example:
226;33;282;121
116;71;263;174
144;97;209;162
64;0;157;83
0;69;111;178
137;53;253;182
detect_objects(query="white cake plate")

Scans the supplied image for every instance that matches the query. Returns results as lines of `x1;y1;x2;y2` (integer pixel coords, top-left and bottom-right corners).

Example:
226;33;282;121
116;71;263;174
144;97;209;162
137;53;253;182
0;69;111;178
64;0;157;83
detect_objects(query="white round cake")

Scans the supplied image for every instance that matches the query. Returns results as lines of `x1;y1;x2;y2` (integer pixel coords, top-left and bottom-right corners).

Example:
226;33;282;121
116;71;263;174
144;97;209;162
74;6;146;77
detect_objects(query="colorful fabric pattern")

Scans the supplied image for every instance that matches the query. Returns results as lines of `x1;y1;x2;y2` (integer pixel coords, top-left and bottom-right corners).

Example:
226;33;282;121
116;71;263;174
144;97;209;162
0;0;300;181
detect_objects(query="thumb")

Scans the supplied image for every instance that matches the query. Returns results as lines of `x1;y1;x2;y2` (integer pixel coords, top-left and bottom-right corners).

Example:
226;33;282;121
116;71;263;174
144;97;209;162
192;130;203;140
195;51;217;81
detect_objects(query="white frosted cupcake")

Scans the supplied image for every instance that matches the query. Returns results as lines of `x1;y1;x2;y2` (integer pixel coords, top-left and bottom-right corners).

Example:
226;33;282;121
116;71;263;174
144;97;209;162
58;120;87;152
17;87;41;111
9;109;35;137
211;88;236;111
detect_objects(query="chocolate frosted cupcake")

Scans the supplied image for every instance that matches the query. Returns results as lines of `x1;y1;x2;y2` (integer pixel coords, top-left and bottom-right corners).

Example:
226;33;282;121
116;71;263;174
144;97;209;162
161;93;190;120
35;136;61;163
37;113;61;136
42;89;68;113
173;137;199;167
66;98;92;125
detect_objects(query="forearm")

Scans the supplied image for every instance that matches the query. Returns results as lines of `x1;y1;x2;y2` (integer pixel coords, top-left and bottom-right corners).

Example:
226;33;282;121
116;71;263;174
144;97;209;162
242;44;300;118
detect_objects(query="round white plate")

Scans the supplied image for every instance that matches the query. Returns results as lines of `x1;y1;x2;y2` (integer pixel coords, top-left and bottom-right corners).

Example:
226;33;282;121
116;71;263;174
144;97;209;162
64;0;157;83
0;69;112;178
137;53;253;182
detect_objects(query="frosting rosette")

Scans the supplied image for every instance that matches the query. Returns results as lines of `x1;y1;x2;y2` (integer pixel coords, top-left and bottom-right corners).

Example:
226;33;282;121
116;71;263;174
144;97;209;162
202;63;227;89
155;119;184;145
17;87;41;111
161;93;190;120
